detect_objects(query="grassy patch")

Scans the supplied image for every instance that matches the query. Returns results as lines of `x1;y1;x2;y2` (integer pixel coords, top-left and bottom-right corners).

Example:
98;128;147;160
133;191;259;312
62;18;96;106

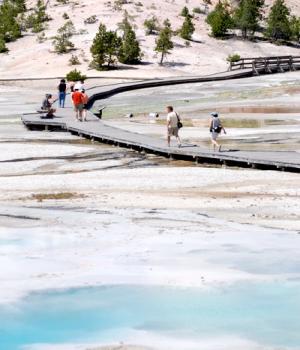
30;192;84;202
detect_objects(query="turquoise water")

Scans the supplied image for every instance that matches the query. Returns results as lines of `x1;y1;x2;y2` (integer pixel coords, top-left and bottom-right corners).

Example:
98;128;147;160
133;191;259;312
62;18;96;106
1;283;300;349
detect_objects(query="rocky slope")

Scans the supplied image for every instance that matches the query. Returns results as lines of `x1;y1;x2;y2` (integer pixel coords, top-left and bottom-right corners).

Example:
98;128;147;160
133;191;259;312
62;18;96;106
0;0;300;79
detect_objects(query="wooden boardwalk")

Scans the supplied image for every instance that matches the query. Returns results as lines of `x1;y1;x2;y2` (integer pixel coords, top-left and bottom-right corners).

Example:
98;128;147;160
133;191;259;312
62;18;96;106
22;71;300;173
229;55;300;75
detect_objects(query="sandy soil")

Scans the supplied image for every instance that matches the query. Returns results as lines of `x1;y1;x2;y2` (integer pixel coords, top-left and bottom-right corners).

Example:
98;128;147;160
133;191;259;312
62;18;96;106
1;0;300;79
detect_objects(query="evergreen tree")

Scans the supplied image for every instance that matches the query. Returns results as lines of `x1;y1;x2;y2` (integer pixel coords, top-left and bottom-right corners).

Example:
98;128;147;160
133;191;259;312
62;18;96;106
90;23;121;70
206;1;233;38
52;21;75;53
35;0;50;23
118;13;141;64
0;35;8;53
25;0;51;33
234;0;264;39
0;0;22;42
265;0;291;41
155;19;173;65
144;16;159;35
290;16;300;42
163;18;172;29
180;6;190;17
180;14;195;40
119;25;141;64
14;0;26;13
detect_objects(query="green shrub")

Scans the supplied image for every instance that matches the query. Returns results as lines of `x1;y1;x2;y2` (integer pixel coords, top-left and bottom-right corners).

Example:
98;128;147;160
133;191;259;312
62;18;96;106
66;69;86;82
36;31;46;43
193;7;206;15
226;53;241;63
69;54;81;65
84;15;98;25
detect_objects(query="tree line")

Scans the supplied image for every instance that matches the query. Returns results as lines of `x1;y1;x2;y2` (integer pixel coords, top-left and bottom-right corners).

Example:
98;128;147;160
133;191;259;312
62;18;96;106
1;0;300;70
0;0;51;52
206;0;300;42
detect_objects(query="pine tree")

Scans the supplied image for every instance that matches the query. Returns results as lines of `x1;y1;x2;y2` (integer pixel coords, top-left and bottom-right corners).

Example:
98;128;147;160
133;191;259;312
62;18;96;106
35;0;49;23
234;0;264;39
0;0;22;42
290;16;300;42
14;0;26;13
52;21;75;53
265;0;291;41
155;19;173;65
144;16;159;35
180;6;189;17
119;25;141;64
25;0;51;33
0;35;8;53
180;14;195;40
118;13;141;64
206;1;233;38
90;23;121;70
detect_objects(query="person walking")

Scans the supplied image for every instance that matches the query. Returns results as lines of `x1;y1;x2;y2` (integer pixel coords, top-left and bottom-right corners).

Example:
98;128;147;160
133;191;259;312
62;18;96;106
166;105;181;147
72;89;84;121
209;112;226;152
81;89;89;121
58;79;67;108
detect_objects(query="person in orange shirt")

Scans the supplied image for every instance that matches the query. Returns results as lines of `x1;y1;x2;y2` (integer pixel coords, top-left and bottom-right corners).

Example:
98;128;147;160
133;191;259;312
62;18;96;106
81;89;89;122
72;88;84;121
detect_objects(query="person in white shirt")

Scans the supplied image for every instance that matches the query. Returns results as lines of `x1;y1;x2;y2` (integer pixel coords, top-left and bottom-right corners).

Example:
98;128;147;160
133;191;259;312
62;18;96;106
166;105;181;147
74;80;85;91
209;112;226;152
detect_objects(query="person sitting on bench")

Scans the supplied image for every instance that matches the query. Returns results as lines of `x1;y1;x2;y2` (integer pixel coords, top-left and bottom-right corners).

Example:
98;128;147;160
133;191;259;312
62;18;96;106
41;94;56;118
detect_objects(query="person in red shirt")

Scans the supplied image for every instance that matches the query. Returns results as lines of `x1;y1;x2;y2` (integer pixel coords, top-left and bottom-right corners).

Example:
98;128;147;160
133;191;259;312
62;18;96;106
72;89;84;121
81;89;89;121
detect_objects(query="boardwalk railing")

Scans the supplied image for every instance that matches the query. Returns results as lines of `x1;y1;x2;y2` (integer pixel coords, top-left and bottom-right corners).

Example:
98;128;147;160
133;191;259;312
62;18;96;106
229;56;300;74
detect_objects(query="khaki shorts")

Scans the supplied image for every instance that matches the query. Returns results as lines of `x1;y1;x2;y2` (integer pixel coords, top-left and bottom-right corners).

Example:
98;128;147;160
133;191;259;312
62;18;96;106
74;103;84;112
168;127;179;137
211;131;220;141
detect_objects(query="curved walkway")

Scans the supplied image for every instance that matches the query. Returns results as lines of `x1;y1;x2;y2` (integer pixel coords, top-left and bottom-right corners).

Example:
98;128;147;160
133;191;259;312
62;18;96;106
21;70;300;172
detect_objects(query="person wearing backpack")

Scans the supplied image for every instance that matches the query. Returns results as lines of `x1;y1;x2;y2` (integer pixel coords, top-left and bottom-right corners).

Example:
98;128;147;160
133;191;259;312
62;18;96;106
209;112;226;152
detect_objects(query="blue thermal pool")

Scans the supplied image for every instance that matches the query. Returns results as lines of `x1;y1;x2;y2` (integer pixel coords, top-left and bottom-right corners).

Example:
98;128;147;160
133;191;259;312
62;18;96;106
1;283;300;349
